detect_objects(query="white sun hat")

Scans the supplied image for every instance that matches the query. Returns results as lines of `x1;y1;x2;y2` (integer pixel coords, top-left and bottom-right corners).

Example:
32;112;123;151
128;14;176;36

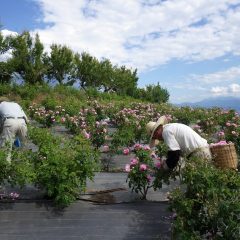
146;116;168;148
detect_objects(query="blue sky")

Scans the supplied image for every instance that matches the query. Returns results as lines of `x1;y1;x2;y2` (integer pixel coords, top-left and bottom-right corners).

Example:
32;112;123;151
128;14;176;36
1;0;240;103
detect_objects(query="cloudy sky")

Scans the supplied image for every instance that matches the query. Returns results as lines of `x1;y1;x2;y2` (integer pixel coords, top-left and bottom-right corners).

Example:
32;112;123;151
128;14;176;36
1;0;240;103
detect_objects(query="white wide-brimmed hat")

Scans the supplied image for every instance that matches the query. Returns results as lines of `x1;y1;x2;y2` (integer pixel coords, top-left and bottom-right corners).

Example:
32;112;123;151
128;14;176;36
146;116;168;148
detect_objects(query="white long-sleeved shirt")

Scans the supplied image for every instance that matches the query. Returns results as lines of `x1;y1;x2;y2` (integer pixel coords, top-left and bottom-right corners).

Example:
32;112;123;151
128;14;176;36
0;101;28;120
162;123;208;156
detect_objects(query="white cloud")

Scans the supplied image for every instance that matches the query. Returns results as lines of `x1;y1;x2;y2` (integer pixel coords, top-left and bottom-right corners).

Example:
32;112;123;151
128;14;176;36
210;83;240;96
229;83;240;93
29;0;240;72
1;29;18;37
211;86;228;95
190;65;240;83
0;30;18;62
0;52;12;62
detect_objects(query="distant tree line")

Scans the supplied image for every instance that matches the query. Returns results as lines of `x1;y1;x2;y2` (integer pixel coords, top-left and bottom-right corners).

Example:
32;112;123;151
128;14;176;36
0;30;169;103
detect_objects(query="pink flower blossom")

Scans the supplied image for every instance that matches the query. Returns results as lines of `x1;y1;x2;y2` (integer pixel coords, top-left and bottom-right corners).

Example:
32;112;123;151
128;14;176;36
130;158;138;166
155;161;162;169
140;164;147;171
61;117;66;123
210;140;227;146
133;144;142;150
123;148;130;155
144;145;151;151
83;130;91;139
10;192;19;199
125;164;131;172
218;131;225;137
146;175;152;182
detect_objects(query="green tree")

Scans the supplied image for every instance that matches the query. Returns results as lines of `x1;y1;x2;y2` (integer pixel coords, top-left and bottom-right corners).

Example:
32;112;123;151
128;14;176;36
0;30;11;54
10;31;47;84
98;58;114;92
0;30;14;84
145;82;169;103
46;44;75;85
133;83;169;103
74;52;100;90
0;61;13;84
112;65;138;96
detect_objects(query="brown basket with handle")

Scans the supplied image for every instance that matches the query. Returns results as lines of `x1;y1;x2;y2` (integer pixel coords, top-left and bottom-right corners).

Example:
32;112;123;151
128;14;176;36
210;142;238;169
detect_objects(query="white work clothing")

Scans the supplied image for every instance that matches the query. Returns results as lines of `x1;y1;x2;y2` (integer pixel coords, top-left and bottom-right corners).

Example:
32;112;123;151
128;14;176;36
0;101;28;149
0;101;28;120
162;123;209;157
1;118;27;146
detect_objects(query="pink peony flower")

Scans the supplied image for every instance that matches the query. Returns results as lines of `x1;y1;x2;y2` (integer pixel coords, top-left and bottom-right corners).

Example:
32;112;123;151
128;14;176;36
210;140;227;146
146;175;152;182
144;145;151;151
218;140;227;145
10;192;19;199
83;130;91;139
155;161;162;169
133;143;142;150
61;117;66;123
140;164;147;171
130;158;138;166
218;131;225;137
125;164;131;172
123;148;130;155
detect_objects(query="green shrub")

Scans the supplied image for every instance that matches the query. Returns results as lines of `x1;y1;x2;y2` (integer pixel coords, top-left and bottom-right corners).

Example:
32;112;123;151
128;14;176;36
11;84;41;100
8;149;36;187
170;158;240;239
0;149;10;184
29;127;99;207
0;83;11;95
0;147;35;188
111;126;136;151
41;96;58;110
126;145;178;199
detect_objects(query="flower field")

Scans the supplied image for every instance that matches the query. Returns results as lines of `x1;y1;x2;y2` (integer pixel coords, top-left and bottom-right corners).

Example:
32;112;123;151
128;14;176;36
0;84;239;239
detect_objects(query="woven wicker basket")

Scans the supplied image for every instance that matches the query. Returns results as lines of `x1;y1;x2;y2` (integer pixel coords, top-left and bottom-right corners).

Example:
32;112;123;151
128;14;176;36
210;143;238;169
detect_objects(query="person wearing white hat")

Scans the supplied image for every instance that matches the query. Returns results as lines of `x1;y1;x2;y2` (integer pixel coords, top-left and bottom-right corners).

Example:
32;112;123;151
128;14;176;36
146;116;211;170
0;97;29;162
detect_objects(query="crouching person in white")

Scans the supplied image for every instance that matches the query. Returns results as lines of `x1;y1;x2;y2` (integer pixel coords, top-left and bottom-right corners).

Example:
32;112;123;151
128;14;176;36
146;116;212;171
0;97;29;162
